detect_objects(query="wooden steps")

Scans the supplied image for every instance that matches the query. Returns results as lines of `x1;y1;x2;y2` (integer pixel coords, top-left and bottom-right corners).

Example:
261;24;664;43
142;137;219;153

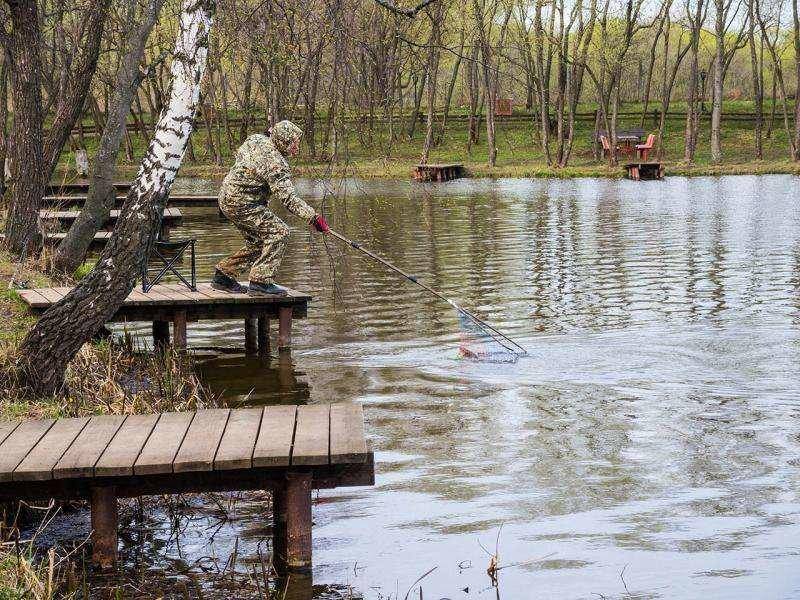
0;404;374;571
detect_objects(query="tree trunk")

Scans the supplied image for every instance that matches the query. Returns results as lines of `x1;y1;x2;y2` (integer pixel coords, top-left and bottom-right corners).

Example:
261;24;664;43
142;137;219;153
710;0;724;163
420;2;444;164
747;0;763;160
52;0;163;274
3;0;45;256
14;0;215;397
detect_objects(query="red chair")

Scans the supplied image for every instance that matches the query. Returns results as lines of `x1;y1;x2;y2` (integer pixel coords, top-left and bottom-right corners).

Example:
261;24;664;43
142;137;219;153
599;135;612;158
636;134;655;161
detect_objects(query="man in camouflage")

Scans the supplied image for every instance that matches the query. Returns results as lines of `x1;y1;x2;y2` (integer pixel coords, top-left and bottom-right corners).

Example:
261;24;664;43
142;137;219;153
213;120;329;296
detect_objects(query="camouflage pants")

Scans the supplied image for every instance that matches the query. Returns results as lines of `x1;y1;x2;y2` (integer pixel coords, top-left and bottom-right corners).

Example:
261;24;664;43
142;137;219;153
215;191;290;285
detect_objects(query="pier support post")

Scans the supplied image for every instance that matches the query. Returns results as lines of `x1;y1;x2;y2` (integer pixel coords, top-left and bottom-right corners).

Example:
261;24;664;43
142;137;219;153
90;486;118;570
153;320;170;350
284;471;312;572
258;315;270;355
244;316;258;354
278;307;292;351
272;484;288;573
172;310;187;350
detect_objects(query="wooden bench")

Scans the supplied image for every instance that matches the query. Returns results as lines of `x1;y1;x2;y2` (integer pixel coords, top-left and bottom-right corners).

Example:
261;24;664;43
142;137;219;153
17;283;310;352
0;403;373;572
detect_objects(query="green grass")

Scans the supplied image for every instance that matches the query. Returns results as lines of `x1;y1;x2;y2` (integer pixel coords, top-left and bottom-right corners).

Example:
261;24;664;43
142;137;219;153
60;102;800;181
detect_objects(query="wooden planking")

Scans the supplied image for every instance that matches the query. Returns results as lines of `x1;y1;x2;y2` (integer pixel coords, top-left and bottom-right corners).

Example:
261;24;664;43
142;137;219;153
14;417;90;481
329;403;368;464
16;289;50;308
292;404;330;466
0;420;55;481
0;421;20;448
213;407;263;470
40;208;182;223
134;412;195;475
173;409;230;473
253;405;297;467
95;414;160;477
53;415;127;479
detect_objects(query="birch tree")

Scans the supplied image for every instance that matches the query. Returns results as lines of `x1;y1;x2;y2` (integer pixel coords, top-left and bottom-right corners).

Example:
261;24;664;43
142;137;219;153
12;0;215;396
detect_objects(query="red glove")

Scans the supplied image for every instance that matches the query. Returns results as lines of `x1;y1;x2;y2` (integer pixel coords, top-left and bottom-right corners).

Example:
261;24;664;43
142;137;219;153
311;214;329;233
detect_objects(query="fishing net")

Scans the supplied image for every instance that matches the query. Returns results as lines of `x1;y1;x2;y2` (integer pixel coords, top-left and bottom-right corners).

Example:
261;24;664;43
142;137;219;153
457;309;526;364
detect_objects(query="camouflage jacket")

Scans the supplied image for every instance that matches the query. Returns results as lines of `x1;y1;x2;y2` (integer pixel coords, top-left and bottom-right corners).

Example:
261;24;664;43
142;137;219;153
221;132;315;221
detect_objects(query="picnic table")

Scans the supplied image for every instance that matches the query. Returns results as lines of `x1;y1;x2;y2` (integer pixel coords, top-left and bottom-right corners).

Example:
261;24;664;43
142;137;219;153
595;129;645;156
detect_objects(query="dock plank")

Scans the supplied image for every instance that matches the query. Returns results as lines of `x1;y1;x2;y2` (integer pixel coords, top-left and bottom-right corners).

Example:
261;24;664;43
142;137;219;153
134;412;195;475
0;420;55;482
253;405;297;467
0;422;20;447
53;415;126;479
173;409;230;473
14;417;90;481
292;404;330;466
330;403;368;464
95;414;159;476
214;407;263;470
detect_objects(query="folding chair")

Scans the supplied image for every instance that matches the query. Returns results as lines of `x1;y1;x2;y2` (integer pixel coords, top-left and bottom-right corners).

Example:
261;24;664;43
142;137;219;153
141;211;197;293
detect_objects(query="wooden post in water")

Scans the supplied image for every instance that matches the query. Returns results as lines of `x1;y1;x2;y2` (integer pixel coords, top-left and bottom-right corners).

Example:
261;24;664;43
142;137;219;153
244;316;258;354
153;320;170;349
172;310;187;349
90;486;118;569
272;484;288;573
258;314;270;355
284;471;312;571
278;307;292;351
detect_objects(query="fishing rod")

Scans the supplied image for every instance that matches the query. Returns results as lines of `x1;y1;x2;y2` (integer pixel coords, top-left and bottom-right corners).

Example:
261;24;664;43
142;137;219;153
325;227;527;357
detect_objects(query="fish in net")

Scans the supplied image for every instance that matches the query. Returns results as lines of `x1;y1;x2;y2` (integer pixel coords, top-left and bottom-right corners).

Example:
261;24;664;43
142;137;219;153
457;310;525;364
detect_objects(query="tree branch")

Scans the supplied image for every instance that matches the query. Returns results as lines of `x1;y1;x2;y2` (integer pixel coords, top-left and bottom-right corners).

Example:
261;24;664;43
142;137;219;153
371;0;438;18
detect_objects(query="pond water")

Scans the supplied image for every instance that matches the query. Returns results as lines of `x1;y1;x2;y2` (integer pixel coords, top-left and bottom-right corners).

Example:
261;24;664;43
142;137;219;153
50;175;800;598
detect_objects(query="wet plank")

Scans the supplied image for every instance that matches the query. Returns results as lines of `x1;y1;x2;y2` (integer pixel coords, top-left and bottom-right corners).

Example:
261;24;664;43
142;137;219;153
0;422;20;447
53;415;126;479
95;414;159;477
330;403;368;464
253;405;297;467
173;409;230;473
134;412;195;475
14;417;90;481
0;421;54;482
214;408;263;470
292;404;330;466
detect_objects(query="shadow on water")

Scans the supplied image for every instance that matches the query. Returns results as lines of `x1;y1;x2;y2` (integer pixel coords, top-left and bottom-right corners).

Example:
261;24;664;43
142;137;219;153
24;175;800;599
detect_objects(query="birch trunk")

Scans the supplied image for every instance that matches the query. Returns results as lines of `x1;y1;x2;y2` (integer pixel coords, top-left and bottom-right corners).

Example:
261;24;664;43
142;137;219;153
13;0;215;397
710;0;724;163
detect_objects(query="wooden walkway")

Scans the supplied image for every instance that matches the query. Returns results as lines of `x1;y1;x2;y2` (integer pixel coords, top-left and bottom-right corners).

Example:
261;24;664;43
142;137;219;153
18;283;310;352
45;182;133;195
42;194;218;208
624;162;664;181
40;207;183;230
0;403;373;570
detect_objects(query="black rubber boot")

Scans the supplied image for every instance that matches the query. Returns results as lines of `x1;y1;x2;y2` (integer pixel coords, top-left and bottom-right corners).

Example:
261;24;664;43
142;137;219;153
248;281;288;297
211;269;248;294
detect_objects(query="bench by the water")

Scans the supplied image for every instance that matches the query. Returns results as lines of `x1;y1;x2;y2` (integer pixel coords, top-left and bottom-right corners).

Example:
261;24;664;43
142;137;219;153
17;283;309;352
42;195;219;208
624;162;664;181
412;163;465;182
40;208;183;231
0;403;373;571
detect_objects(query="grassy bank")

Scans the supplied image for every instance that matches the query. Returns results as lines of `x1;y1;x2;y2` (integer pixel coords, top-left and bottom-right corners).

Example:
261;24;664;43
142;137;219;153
59;102;800;181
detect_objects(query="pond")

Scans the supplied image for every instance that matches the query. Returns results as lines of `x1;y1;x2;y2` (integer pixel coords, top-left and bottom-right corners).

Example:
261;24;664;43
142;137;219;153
47;175;800;598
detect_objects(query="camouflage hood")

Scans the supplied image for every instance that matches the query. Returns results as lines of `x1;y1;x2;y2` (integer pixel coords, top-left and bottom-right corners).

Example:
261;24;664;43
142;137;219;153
270;120;303;155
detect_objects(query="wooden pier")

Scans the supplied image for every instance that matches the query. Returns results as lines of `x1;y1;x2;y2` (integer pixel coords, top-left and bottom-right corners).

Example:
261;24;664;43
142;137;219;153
40;207;183;231
45;181;133;195
624;162;664;181
17;283;310;352
0;403;374;571
42;194;218;208
0;231;113;250
412;163;465;182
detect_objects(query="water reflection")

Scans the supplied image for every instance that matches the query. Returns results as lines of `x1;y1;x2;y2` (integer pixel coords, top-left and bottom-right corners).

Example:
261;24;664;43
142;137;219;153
38;175;800;598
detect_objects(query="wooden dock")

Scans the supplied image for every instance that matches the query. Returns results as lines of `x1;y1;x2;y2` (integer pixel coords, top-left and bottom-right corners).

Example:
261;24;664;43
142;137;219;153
45;181;133;195
0;403;374;571
42;194;218;208
412;163;465;182
17;283;310;352
0;231;113;250
624;162;664;181
40;207;183;230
